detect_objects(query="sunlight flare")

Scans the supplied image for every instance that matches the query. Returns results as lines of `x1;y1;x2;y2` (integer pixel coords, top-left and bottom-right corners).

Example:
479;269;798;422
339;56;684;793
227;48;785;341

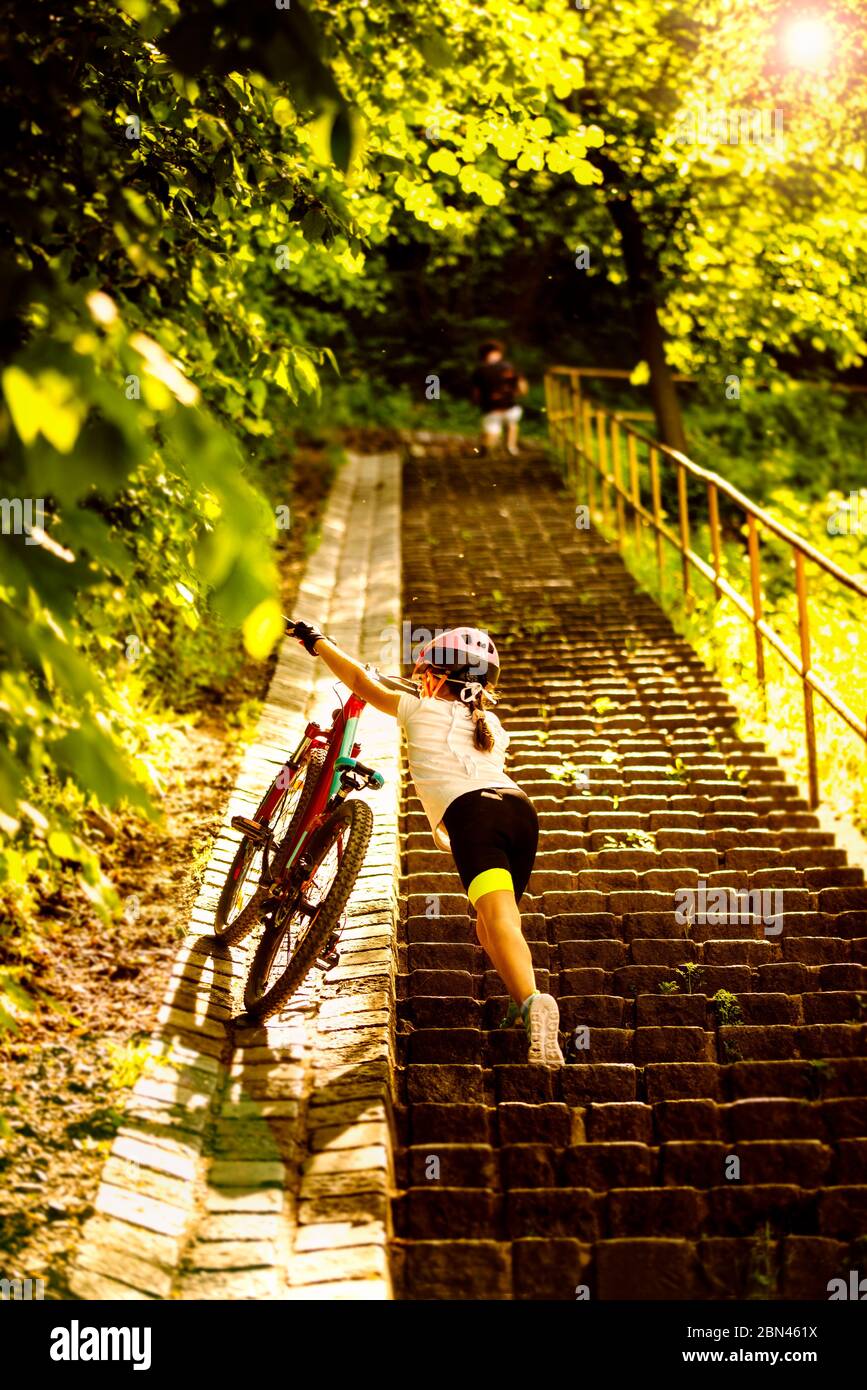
783;14;834;68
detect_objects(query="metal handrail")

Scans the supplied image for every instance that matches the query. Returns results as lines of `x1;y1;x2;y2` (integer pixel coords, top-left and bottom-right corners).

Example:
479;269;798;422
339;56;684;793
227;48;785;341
544;365;867;808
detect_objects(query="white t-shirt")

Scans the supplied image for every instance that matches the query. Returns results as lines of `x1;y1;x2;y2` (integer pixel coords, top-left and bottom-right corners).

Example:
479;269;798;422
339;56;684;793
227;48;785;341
396;692;521;850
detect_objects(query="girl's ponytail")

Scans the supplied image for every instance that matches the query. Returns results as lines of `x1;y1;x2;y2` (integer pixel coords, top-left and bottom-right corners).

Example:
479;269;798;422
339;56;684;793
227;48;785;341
454;678;496;752
471;700;496;753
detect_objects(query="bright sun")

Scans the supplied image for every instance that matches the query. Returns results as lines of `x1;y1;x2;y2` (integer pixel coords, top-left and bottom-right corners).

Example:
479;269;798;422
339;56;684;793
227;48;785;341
783;15;834;68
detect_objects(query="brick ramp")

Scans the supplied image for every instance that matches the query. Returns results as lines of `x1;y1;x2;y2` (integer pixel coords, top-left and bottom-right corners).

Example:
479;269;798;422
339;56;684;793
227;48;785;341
70;452;402;1300
392;440;867;1300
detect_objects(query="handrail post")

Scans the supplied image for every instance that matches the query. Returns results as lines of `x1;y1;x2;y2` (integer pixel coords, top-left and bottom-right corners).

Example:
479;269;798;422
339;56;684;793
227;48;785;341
561;376;571;472
708;480;722;602
552;372;563;467
676;457;691;606
649;445;664;594
551;373;562;466
597;411;610;529
544;371;553;455
628;432;641;548
569;375;575;489
583;399;595;519
611;418;625;550
747;513;767;696
559;374;569;470
572;372;583;481
794;550;820;808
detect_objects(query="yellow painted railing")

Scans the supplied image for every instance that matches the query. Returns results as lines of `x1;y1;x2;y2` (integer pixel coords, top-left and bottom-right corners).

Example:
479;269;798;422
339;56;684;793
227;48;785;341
544;364;867;808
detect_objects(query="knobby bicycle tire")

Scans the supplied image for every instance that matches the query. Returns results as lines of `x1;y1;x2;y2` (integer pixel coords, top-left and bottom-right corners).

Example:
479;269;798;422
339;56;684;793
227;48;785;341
213;749;326;946
243;797;374;1019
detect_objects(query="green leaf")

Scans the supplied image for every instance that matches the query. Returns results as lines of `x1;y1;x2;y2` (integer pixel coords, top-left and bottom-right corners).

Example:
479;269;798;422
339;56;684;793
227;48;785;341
242;598;284;660
416;34;454;70
429;148;460;177
47;831;85;862
273;357;297;400
52;726;152;812
273;97;294;127
292;352;319;396
2;367;43;446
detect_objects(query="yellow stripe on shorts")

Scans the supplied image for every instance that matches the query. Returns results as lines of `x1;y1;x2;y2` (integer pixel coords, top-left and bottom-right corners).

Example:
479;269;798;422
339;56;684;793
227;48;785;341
467;866;514;905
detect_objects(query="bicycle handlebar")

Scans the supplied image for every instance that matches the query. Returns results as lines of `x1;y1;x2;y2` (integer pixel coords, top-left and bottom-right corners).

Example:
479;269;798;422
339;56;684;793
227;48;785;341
371;669;420;695
284;617;419;698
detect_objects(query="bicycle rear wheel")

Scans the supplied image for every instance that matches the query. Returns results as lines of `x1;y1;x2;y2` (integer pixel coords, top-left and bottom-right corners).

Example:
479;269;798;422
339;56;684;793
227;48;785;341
214;750;325;945
243;798;373;1020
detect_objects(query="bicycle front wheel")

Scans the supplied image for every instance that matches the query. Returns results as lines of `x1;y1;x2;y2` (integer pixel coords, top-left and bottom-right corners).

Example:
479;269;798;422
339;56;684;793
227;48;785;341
243;798;374;1020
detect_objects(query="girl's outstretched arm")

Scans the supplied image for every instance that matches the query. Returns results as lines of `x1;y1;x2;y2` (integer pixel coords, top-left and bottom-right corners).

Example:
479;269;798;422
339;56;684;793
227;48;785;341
290;623;401;718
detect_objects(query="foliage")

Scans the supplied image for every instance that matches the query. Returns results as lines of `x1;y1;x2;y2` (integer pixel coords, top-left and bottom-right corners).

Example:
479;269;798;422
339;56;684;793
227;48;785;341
677;962;704;995
317;2;867;442
805;1059;832;1101
567;0;867;378
600;830;656;852
747;1222;779;1300
0;0;347;913
712;989;744;1027
108;1036;153;1090
547;758;589;789
619;498;867;830
685;384;867;503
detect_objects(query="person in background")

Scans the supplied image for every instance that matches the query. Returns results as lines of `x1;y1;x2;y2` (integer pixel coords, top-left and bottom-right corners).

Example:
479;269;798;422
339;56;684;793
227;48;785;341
471;339;528;456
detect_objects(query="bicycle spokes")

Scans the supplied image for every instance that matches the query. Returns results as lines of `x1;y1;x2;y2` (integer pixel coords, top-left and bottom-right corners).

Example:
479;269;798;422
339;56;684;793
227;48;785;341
300;830;344;910
254;827;347;999
293;829;346;942
220;768;309;929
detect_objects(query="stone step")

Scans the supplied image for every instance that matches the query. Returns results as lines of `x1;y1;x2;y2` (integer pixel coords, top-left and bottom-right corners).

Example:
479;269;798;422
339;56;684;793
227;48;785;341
395;441;867;1300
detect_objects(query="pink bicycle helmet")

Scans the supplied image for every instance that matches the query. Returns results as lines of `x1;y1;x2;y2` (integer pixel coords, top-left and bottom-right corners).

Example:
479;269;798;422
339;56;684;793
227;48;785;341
412;627;500;688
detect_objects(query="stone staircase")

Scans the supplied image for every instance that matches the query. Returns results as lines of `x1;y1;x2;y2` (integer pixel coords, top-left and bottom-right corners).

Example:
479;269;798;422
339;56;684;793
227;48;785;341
390;441;867;1300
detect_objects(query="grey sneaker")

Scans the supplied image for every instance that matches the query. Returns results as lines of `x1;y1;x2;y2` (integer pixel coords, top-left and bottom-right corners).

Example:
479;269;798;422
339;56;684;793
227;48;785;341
524;993;565;1067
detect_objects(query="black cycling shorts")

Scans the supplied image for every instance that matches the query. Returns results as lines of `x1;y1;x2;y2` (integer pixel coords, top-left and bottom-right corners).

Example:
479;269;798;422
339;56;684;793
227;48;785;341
441;787;539;906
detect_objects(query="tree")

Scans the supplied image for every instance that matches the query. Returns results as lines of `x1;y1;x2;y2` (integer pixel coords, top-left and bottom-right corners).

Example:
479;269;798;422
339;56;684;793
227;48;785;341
570;0;867;444
0;0;607;891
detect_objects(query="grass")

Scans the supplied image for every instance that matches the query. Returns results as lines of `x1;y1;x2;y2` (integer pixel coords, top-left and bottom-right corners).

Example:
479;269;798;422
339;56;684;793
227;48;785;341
601;830;655;851
712;989;744;1026
546;758;590;788
108;1036;153;1090
679;962;704;994
746;1222;779;1300
805;1059;833;1100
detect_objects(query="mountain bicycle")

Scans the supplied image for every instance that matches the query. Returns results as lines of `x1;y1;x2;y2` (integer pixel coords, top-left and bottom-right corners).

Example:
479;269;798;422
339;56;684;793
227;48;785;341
213;617;415;1021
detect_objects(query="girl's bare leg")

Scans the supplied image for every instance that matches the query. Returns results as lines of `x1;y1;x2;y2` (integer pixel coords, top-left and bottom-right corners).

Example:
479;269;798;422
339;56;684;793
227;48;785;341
474;888;535;1003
